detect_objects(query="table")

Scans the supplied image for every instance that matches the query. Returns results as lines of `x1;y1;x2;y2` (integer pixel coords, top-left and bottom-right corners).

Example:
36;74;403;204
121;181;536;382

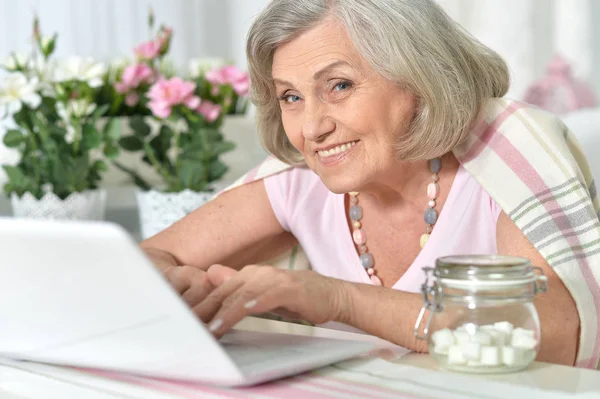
0;317;598;398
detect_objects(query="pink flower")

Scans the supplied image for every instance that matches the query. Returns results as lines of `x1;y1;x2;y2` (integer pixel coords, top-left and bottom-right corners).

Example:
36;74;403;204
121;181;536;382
125;93;139;107
205;65;250;96
134;40;161;60
115;63;154;93
147;77;201;119
196;100;222;123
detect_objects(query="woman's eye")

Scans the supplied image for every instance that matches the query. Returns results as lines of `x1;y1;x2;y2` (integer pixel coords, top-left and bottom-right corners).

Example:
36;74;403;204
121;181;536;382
334;81;351;91
279;94;301;104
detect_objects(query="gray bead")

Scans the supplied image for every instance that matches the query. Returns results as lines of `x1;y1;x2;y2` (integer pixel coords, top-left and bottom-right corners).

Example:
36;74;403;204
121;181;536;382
430;158;442;173
360;253;374;269
424;208;438;224
349;205;363;221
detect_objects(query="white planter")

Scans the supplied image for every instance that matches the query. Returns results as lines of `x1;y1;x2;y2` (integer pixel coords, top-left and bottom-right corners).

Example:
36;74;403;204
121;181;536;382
136;189;215;239
10;189;107;221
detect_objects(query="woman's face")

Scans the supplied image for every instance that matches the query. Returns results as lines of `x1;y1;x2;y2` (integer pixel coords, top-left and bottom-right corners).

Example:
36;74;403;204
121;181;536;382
272;17;416;194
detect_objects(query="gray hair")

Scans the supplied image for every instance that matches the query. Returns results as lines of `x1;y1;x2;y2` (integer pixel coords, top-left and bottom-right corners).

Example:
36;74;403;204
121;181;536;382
246;0;509;164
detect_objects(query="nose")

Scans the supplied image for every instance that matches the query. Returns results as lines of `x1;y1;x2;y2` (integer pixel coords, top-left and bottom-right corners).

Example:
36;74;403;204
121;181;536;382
302;99;335;142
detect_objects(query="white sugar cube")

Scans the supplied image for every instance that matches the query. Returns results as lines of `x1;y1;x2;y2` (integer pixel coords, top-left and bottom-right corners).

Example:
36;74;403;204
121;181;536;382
434;344;450;355
480;346;500;366
511;335;537;350
456;325;467;333
470;331;492;345
494;321;514;335
432;328;455;347
513;328;535;339
448;345;467;364
460;341;481;360
480;324;495;332
453;330;471;345
486;329;508;346
502;346;524;366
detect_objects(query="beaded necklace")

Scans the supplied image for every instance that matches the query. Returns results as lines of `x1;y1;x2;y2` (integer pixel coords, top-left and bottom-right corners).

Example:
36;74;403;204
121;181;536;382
348;158;442;286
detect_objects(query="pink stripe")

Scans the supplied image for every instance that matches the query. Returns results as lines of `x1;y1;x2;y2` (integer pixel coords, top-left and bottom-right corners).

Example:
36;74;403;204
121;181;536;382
243;164;261;184
461;102;524;163
298;375;424;399
79;369;247;399
487;133;600;368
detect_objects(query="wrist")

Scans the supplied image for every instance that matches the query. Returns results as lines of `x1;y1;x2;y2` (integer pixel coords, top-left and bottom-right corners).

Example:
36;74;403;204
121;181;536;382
333;279;358;325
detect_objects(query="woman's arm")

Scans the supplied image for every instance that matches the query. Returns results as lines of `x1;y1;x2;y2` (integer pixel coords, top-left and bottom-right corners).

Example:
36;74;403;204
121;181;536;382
141;179;297;271
496;212;579;366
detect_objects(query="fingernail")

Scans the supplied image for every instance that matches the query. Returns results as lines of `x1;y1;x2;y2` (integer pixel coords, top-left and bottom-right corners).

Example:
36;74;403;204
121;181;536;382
209;319;222;332
244;299;258;309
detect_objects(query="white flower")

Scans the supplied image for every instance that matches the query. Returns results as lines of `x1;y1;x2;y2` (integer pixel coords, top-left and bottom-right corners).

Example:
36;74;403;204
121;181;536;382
54;56;107;88
57;99;96;121
64;125;76;144
0;73;41;118
188;57;227;78
1;52;28;71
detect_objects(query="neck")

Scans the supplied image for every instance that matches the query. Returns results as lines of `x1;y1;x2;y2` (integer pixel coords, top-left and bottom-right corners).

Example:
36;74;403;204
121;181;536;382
358;152;460;210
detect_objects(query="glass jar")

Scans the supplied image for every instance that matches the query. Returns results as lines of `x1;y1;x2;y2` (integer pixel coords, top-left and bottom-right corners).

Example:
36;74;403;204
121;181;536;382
413;255;548;374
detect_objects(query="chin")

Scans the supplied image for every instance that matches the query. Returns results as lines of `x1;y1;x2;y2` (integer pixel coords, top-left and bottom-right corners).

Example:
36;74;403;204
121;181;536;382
317;173;360;194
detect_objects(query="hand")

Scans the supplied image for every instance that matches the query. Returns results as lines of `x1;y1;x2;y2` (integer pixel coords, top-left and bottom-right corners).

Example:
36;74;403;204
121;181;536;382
162;265;237;314
195;264;348;337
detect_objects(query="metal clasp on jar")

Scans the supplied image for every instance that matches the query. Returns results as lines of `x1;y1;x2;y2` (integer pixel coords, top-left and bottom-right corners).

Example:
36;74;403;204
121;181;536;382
414;267;443;341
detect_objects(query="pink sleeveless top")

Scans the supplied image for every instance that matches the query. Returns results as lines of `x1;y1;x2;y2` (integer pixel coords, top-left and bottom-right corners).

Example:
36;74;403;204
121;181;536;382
263;165;502;293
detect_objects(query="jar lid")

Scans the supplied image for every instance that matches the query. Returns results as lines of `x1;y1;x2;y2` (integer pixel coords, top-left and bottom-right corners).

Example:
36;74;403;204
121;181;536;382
434;255;537;289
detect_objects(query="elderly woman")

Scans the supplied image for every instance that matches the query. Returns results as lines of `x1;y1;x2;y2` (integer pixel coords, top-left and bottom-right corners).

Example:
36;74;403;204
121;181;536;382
142;0;600;368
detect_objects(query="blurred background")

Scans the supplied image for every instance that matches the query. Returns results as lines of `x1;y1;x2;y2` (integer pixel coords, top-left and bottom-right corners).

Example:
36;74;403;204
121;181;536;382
1;0;599;238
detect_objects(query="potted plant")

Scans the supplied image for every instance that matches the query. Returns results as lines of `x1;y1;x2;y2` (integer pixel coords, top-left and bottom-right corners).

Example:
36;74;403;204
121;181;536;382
110;13;242;238
0;17;120;220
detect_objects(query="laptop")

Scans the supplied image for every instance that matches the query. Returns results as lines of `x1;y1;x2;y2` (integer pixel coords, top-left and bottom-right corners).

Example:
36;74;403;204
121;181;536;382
0;218;377;387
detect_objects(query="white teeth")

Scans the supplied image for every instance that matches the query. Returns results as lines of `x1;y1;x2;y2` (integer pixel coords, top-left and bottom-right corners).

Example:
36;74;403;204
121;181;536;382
318;141;357;157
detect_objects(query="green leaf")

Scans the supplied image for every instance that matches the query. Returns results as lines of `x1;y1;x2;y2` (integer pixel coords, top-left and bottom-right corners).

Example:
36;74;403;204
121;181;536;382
90;104;110;123
200;128;223;142
208;160;228;181
119;135;144;152
2;165;26;184
92;160;108;173
179;159;205;189
12;108;32;131
80;124;102;151
3;129;24;148
102;118;121;141
212;141;235;155
149;125;174;161
103;143;120;160
129;115;151;137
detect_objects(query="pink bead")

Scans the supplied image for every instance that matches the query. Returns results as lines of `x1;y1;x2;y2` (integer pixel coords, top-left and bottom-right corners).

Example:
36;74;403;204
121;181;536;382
353;229;366;245
428;200;436;208
370;275;382;286
367;268;375;275
427;183;440;200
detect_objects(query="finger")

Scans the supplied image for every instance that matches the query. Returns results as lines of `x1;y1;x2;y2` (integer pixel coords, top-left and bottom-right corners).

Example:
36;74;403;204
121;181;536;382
192;276;246;323
181;271;215;308
206;264;238;287
206;282;286;338
163;266;191;294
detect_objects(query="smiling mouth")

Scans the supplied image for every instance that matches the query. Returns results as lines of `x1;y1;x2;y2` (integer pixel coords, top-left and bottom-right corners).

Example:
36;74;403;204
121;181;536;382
316;141;359;157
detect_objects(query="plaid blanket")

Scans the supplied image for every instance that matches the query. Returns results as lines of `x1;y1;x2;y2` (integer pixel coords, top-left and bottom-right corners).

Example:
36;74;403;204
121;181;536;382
221;98;600;368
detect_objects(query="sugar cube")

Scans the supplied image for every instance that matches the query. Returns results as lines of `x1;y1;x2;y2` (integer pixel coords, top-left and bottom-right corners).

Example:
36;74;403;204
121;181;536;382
513;327;535;339
453;330;471;345
448;345;467;364
460;341;481;360
486;329;508;346
480;346;500;366
470;331;492;345
432;328;455;347
434;344;450;355
494;321;514;335
502;346;524;366
511;335;537;350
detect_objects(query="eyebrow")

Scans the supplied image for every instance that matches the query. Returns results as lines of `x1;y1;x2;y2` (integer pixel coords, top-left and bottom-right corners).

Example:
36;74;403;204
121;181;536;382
272;60;352;88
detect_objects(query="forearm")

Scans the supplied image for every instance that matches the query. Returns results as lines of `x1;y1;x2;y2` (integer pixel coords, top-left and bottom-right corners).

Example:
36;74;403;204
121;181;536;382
141;247;179;270
338;281;428;352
